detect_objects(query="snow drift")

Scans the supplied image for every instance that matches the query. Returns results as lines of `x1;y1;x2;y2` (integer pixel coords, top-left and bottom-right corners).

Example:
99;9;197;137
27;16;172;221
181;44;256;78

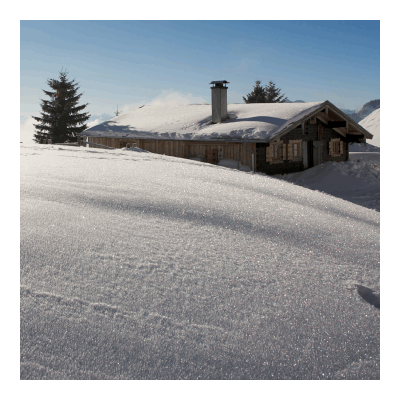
20;144;380;380
275;152;380;211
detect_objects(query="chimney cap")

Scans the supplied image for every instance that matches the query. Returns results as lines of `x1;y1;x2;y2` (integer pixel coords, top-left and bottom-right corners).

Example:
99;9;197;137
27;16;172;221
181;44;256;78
210;80;229;87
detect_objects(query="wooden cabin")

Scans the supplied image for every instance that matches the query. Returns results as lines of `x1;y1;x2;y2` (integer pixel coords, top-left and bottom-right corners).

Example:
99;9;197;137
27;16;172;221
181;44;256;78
84;84;372;175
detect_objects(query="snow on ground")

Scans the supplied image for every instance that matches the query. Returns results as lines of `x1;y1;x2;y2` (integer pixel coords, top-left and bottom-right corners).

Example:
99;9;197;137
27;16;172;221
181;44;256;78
349;142;379;152
274;153;380;212
218;158;252;172
84;102;325;141
20;144;379;380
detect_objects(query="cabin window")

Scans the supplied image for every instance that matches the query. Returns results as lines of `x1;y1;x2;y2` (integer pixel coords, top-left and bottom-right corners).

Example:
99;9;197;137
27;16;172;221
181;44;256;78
333;141;339;153
266;142;286;163
287;140;303;161
329;138;343;157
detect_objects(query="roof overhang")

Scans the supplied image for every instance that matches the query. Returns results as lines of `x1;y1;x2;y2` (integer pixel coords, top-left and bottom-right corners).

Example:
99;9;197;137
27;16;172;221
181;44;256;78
269;100;373;142
83;134;260;143
84;101;373;143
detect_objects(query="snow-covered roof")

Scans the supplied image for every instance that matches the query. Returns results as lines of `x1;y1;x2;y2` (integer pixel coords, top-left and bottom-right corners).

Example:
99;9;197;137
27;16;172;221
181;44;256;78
84;102;327;142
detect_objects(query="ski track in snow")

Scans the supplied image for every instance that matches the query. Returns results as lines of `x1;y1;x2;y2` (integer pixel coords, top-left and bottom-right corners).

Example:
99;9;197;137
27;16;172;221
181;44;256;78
20;144;380;380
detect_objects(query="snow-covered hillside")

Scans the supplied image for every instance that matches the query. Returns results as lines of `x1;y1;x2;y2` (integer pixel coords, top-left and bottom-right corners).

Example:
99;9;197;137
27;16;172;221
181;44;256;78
348;108;380;150
20;144;379;380
359;108;380;148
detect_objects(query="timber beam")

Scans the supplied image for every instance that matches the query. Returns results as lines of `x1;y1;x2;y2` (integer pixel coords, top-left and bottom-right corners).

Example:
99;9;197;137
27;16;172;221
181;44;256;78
327;108;360;133
316;113;346;137
327;121;347;128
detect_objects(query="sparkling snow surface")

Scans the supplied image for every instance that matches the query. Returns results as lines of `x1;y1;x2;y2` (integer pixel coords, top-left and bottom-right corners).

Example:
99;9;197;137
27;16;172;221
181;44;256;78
20;144;380;380
84;102;325;141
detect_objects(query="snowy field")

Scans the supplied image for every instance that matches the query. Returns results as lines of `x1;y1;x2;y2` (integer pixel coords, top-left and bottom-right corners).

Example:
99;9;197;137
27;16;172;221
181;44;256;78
20;144;380;380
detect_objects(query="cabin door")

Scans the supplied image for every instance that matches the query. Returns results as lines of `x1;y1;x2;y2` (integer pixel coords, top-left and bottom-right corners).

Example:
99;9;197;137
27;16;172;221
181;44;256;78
313;141;323;167
302;141;308;169
307;141;314;167
205;146;218;164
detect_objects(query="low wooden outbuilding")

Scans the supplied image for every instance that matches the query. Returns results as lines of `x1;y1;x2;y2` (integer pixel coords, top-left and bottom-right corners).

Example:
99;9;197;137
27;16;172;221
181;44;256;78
84;99;372;175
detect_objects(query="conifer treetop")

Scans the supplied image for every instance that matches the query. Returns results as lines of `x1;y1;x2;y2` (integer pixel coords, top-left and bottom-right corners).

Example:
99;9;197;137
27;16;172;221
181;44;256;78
242;80;267;103
265;80;288;103
243;80;288;104
32;69;91;143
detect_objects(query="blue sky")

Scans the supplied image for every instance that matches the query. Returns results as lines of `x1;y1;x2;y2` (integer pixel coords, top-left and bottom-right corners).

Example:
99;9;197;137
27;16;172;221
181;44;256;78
21;20;380;121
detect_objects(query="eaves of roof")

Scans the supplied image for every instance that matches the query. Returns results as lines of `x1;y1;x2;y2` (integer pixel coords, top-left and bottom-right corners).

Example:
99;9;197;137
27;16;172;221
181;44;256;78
270;100;373;142
84;101;373;143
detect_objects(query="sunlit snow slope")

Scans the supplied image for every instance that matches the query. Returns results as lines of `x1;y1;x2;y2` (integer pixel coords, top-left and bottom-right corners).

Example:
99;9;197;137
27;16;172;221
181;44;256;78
359;108;380;147
20;144;380;380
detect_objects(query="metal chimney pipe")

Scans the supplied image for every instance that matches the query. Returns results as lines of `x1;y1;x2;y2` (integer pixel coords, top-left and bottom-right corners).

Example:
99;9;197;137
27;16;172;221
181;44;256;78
210;81;229;123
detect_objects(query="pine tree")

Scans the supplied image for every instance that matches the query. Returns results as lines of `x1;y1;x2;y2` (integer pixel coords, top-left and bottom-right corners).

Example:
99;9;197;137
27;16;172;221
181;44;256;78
242;80;267;103
243;80;288;104
265;80;288;103
33;70;91;143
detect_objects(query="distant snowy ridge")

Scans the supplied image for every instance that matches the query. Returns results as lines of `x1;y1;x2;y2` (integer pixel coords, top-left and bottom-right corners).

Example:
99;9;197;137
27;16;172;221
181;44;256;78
339;108;356;115
346;100;380;123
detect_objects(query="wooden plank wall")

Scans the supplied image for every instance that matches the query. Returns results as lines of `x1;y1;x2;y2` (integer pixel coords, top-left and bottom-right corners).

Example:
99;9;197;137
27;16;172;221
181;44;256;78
88;137;256;170
256;119;349;175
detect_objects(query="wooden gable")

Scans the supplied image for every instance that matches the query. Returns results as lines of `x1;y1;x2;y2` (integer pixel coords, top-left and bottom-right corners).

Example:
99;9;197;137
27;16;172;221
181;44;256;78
271;101;373;143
